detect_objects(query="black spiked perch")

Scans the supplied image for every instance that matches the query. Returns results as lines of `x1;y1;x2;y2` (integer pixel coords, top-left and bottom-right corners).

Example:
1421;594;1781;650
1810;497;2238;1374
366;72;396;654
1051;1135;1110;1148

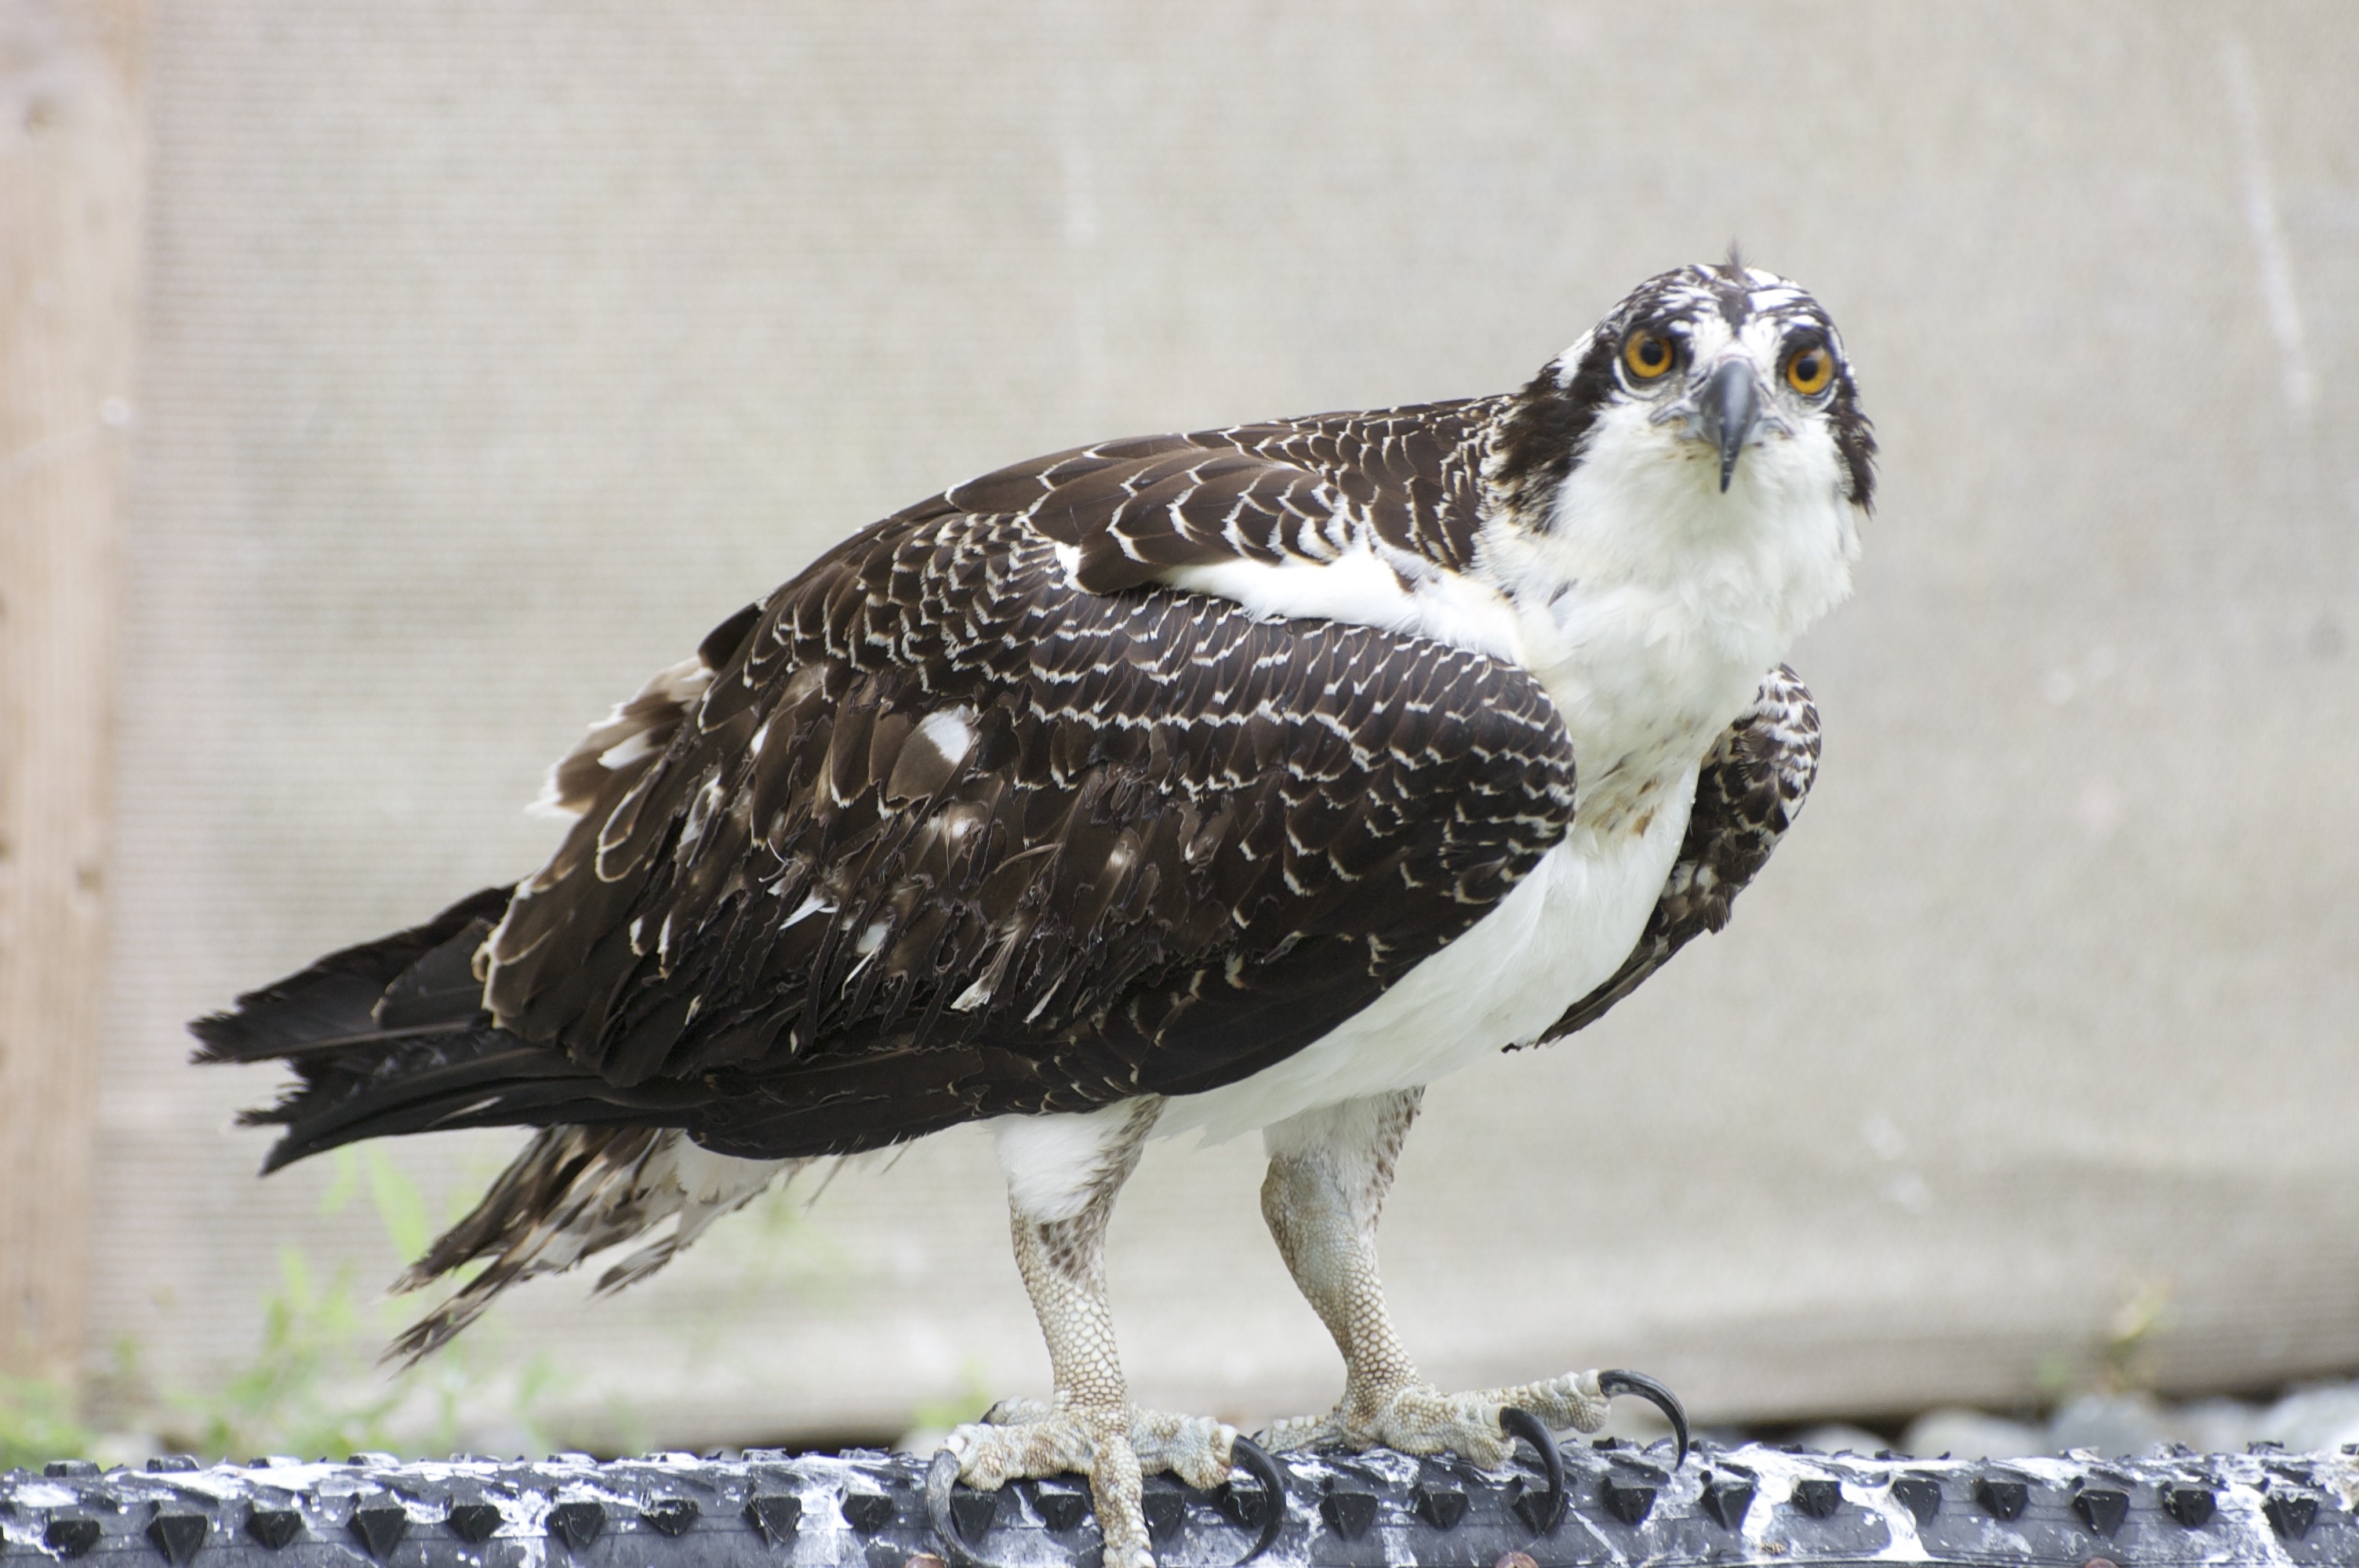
242;1509;302;1551
1318;1489;1377;1539
642;1499;700;1538
43;1519;101;1559
1788;1478;1841;1519
347;1503;409;1559
839;1491;895;1534
1888;1474;1941;1524
1410;1484;1467;1530
5;1443;2355;1568
743;1494;801;1545
1598;1475;1656;1526
547;1500;605;1552
1032;1484;1089;1533
2264;1492;2319;1540
1973;1475;2027;1522
1700;1475;1755;1529
1140;1490;1187;1541
147;1513;210;1566
2071;1486;2128;1537
444;1503;501;1544
948;1489;998;1542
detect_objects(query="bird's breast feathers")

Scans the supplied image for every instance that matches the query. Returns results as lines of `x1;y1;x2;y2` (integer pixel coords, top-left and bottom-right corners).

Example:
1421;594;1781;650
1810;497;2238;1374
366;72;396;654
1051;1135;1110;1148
1139;437;1849;1140
1158;800;1695;1142
1081;310;1862;1135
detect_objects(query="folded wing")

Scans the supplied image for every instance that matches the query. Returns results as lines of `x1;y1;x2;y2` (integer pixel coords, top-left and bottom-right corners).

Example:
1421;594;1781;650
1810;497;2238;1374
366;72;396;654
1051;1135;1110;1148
210;470;1578;1171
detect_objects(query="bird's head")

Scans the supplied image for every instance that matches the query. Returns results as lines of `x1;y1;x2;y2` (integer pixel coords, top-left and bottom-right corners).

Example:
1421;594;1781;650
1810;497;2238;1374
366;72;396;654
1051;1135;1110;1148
1492;254;1875;531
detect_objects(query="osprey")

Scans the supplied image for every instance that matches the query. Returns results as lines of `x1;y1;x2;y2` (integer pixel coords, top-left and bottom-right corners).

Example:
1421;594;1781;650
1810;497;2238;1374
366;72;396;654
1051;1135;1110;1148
196;256;1870;1568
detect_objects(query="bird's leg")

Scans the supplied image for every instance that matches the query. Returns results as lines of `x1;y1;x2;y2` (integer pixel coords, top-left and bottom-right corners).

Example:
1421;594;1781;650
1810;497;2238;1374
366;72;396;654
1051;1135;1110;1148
1257;1091;1672;1463
940;1098;1240;1568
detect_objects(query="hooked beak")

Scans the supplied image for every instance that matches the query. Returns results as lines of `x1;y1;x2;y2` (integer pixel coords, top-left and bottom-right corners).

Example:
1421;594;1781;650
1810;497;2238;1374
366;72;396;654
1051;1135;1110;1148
1698;358;1761;493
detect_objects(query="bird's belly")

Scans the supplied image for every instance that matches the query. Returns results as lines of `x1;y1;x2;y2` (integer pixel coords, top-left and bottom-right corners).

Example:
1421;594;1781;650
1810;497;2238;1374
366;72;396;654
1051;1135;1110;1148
1157;777;1696;1145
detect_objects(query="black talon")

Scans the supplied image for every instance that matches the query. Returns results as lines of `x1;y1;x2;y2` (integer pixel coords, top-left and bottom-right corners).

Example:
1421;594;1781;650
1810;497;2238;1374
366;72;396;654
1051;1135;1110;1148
931;1437;1286;1568
1499;1406;1567;1535
927;1450;991;1568
1225;1436;1288;1566
1596;1370;1690;1467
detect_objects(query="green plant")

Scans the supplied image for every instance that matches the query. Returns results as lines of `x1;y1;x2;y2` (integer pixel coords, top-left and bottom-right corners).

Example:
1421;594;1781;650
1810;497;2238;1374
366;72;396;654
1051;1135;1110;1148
908;1360;998;1436
163;1146;569;1458
15;1146;570;1464
2035;1276;2173;1404
13;1142;850;1465
1;1371;96;1470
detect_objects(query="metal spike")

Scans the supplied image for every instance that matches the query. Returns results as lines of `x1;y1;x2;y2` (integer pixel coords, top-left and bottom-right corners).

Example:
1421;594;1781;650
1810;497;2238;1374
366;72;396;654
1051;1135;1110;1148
1790;1478;1841;1519
743;1494;801;1545
840;1490;896;1534
445;1503;501;1544
1319;1490;1377;1539
948;1490;998;1541
244;1508;303;1550
1030;1485;1087;1534
45;1519;103;1559
1973;1477;2027;1522
1888;1475;1941;1525
2162;1484;2215;1528
146;1512;209;1566
2263;1494;2317;1541
547;1500;605;1552
347;1503;409;1559
1141;1490;1185;1541
1598;1477;1655;1526
642;1498;699;1537
2072;1487;2128;1537
1410;1485;1467;1530
1700;1477;1754;1530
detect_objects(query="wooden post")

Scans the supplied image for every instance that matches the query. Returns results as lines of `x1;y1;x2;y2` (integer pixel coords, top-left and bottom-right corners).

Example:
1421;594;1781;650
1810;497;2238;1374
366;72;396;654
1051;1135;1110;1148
0;0;146;1381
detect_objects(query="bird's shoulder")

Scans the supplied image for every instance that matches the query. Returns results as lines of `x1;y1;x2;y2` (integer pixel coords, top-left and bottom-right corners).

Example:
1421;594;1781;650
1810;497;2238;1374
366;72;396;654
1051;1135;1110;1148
937;397;1510;593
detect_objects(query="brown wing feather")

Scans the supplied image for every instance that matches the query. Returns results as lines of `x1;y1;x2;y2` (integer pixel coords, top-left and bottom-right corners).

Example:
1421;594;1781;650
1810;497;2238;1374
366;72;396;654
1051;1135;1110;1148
1528;665;1821;1046
954;401;1500;593
475;503;1572;1160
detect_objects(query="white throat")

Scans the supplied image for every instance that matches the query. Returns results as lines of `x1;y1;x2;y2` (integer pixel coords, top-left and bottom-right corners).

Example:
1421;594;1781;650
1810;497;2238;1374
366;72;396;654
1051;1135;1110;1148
1477;398;1859;832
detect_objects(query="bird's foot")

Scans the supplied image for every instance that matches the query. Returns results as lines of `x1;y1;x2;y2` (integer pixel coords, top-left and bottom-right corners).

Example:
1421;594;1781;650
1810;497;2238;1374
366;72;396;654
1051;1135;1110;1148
1260;1368;1688;1467
932;1399;1284;1568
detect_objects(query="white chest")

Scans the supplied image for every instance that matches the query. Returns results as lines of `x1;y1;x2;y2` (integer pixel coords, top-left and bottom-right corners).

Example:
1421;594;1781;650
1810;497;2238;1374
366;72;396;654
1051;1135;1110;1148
1491;421;1857;832
1157;793;1692;1144
1139;416;1857;1142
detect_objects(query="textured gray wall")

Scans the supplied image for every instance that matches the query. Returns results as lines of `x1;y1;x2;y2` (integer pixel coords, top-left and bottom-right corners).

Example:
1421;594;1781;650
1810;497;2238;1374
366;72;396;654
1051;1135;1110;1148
99;1;2359;1447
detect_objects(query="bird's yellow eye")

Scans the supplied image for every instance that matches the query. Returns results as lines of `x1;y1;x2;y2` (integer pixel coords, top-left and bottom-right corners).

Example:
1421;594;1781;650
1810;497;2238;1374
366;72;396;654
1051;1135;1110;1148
1623;328;1676;381
1785;344;1833;396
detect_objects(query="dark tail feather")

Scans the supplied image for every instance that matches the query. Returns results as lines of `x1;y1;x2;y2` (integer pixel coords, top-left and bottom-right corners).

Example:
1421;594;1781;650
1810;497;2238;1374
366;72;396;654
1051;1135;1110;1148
191;886;513;1065
191;885;696;1172
195;887;759;1360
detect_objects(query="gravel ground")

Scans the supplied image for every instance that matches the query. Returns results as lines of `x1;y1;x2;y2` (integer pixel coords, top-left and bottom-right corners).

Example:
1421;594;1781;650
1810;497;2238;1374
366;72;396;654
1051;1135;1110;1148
1784;1379;2359;1460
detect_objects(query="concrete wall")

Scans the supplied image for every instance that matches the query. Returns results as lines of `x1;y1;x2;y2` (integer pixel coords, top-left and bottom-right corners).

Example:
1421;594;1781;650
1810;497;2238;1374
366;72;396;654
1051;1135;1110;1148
94;1;2359;1447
